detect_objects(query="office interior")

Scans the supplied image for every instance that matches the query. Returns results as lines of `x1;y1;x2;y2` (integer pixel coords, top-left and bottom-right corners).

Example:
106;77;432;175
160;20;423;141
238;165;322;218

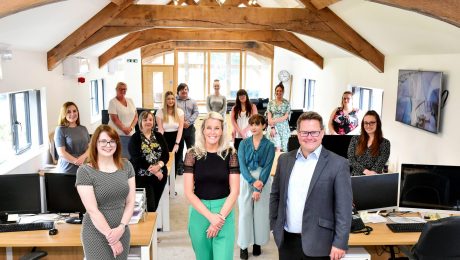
1;0;460;259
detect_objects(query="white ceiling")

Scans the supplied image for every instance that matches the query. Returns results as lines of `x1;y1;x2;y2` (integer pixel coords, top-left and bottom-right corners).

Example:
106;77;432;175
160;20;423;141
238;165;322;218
0;0;459;60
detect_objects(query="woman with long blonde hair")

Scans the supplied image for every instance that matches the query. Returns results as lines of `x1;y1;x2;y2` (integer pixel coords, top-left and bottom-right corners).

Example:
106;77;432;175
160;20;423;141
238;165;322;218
156;90;184;177
184;112;240;260
54;101;90;173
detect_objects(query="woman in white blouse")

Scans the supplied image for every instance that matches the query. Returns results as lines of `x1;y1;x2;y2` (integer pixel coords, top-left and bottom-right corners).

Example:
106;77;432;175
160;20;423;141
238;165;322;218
156;90;185;177
108;82;138;158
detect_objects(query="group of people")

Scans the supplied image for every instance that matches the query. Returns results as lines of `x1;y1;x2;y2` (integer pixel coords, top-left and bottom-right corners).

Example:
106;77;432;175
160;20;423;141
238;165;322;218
53;80;391;260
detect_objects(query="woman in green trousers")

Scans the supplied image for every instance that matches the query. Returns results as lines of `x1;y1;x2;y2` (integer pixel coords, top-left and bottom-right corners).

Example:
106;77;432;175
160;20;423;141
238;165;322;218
183;112;240;260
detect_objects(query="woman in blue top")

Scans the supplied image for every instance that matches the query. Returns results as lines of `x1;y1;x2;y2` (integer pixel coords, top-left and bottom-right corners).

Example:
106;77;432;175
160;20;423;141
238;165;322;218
237;114;275;259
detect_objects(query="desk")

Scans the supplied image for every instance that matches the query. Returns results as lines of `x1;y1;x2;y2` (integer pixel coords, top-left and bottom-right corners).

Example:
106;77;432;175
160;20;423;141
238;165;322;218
0;213;157;260
349;222;420;246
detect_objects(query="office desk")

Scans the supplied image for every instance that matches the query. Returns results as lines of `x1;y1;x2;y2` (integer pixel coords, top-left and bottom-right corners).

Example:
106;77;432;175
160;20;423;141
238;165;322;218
349;222;420;246
0;213;157;260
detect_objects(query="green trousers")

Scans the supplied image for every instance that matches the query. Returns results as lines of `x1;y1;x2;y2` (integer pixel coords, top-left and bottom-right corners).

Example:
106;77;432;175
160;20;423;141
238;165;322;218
188;197;235;260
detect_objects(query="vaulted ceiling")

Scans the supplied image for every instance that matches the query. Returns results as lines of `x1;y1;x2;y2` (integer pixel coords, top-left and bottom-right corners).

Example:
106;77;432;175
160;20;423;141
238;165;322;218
1;0;459;73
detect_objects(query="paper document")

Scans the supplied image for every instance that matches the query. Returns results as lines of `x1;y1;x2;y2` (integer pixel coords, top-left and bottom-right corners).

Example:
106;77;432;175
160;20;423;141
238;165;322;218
19;214;60;224
388;216;426;223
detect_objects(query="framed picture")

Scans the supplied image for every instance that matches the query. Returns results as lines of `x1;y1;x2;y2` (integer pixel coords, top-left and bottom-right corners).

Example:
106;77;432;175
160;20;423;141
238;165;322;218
395;70;442;133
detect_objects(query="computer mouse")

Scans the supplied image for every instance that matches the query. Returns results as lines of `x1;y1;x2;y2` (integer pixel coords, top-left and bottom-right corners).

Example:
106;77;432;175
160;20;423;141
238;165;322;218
49;228;58;236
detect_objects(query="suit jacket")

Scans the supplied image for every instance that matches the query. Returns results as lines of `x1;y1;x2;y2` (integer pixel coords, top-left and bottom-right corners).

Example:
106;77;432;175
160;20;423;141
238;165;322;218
269;147;352;256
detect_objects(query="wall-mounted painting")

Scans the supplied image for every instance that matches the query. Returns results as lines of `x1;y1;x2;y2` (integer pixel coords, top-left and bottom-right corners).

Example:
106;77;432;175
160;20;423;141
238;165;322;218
395;70;442;134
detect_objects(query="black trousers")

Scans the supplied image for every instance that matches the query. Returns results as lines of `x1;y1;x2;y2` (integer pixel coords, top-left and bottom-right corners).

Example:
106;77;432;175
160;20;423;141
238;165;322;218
163;131;184;177
177;125;195;171
279;231;330;260
135;174;167;212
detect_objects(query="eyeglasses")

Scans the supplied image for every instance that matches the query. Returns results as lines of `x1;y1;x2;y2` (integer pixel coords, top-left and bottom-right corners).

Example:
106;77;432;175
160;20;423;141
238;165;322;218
98;139;117;147
363;121;376;126
298;130;321;137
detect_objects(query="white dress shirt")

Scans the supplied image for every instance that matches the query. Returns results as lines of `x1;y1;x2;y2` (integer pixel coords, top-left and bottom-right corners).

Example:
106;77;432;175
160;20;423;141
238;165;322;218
285;145;322;233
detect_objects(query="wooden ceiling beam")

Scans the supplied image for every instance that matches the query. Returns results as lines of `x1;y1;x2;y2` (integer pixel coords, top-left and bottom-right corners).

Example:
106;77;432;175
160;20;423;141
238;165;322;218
0;0;65;18
278;31;323;68
299;0;384;72
98;28;323;68
370;0;460;28
108;5;383;72
141;41;274;59
46;0;134;70
310;0;340;10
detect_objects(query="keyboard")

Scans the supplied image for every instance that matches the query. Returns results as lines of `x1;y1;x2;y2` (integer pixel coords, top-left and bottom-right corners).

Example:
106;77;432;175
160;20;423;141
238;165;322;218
386;222;426;233
0;221;54;233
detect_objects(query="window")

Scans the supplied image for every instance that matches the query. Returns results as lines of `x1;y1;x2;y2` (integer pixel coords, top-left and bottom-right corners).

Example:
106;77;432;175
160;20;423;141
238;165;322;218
210;51;241;99
351;85;383;115
90;80;99;117
304;79;316;110
244;52;271;99
90;79;107;120
178;51;206;101
0;89;43;159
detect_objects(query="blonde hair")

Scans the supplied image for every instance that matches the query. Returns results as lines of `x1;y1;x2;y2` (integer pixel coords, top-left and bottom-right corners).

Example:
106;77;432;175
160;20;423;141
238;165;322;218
58;101;80;126
161;91;179;124
190;112;234;160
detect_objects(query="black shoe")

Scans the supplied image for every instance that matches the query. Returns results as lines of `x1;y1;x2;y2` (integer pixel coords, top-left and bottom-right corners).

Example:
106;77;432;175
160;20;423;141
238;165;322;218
253;244;261;256
240;248;248;259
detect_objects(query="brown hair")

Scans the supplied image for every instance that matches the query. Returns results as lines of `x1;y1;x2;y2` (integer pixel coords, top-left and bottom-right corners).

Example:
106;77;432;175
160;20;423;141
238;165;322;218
58;101;80;126
356;110;383;157
296;111;324;130
275;82;285;93
248;114;266;126
233;89;254;121
138;111;155;131
88;125;123;170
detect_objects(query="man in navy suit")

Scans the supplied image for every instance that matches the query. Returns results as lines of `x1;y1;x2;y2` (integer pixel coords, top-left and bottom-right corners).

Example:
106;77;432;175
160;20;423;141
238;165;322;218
269;111;352;260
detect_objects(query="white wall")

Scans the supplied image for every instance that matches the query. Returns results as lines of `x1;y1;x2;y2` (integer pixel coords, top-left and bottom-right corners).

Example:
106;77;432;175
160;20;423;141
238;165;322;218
280;51;460;171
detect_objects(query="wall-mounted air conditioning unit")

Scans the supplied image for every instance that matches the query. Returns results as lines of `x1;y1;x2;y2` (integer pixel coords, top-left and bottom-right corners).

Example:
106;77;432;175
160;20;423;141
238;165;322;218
62;56;90;76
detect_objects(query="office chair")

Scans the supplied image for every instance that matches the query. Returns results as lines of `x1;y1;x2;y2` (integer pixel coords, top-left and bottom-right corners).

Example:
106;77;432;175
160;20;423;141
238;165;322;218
19;247;47;260
399;216;460;260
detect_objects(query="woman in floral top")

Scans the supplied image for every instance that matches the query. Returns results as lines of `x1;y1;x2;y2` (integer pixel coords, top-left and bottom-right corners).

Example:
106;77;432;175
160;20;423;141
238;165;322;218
128;111;169;211
328;91;361;135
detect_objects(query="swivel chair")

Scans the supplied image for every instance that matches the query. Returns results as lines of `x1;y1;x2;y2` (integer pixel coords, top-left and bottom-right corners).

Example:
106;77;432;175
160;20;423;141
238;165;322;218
401;216;460;259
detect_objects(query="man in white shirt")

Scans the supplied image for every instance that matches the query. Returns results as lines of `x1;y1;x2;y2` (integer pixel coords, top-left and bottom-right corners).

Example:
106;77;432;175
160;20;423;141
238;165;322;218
269;111;352;260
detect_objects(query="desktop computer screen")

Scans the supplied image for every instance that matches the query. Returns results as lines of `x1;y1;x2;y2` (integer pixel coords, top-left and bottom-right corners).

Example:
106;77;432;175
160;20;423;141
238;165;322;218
0;173;42;216
289;110;303;131
44;172;86;223
351;173;399;212
399;163;460;214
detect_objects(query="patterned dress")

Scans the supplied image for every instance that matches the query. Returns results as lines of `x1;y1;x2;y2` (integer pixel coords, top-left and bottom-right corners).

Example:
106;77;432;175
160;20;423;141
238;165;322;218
347;135;391;176
331;107;360;135
76;160;135;260
266;99;291;151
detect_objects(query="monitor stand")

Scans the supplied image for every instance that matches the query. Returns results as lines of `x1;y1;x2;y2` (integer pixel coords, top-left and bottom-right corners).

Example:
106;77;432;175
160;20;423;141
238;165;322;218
65;213;83;224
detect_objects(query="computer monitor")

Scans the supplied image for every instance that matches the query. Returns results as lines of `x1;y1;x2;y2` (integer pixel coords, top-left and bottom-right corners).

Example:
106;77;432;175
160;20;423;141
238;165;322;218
289;110;303;131
0;174;42;222
351;173;399;212
399;163;460;214
44;173;86;224
287;134;354;159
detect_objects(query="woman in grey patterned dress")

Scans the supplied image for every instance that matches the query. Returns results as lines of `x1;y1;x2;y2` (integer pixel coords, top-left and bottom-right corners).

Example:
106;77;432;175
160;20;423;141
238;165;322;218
347;110;391;176
76;125;136;259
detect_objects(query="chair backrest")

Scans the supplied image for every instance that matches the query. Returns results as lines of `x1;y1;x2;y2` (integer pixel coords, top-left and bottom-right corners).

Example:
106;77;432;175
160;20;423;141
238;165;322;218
413;216;460;259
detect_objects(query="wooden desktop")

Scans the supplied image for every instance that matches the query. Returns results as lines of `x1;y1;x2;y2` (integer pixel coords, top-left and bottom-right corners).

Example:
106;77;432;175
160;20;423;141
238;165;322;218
0;213;157;260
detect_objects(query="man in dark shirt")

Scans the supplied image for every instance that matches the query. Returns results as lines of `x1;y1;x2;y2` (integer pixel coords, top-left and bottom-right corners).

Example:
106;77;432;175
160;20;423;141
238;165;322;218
176;83;199;175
